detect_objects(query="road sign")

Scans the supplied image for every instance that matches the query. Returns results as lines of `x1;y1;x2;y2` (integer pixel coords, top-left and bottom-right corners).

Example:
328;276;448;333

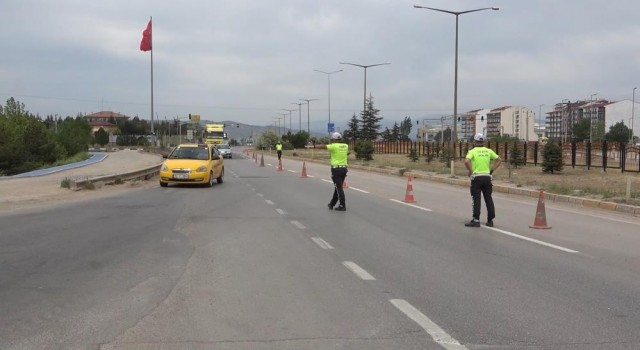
186;130;193;140
328;123;335;132
189;114;200;121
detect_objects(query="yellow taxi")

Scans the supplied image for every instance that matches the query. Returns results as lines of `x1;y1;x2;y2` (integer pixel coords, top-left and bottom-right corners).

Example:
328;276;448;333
159;143;224;187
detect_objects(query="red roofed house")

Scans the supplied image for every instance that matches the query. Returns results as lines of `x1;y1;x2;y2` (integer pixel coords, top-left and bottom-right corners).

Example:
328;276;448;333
84;111;130;134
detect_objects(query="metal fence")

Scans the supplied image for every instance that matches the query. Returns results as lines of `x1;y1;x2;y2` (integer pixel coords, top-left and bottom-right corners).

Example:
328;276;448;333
351;140;640;173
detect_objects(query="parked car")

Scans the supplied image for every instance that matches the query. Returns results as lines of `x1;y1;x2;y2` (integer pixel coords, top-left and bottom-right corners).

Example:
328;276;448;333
216;143;232;158
159;143;224;187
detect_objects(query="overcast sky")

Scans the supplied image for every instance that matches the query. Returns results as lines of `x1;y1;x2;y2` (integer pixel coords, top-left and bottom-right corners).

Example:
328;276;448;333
2;0;640;131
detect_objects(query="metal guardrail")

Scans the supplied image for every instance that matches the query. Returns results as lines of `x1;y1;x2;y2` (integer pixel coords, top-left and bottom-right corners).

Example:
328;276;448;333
71;164;162;190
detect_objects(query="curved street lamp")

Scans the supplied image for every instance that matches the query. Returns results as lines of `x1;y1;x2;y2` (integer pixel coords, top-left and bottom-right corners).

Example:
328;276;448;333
314;69;343;134
300;98;318;135
413;5;499;142
339;62;391;116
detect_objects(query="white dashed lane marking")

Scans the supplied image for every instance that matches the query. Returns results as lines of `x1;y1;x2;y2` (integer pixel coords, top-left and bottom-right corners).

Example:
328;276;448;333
342;261;375;280
390;299;467;350
311;237;334;250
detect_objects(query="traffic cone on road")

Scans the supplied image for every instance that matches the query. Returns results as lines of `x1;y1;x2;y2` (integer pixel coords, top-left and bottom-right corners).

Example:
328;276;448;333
300;162;308;178
529;190;551;229
277;159;284;171
403;175;416;203
260;154;265;167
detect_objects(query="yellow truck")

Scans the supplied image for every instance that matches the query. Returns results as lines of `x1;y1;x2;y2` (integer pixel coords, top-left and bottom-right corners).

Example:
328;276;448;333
203;123;227;145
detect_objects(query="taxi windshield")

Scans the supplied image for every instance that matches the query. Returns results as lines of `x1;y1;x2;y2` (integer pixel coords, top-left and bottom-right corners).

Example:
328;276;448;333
169;147;210;160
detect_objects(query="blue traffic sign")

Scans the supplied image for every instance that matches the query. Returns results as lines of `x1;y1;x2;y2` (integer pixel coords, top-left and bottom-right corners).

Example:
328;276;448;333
328;123;335;132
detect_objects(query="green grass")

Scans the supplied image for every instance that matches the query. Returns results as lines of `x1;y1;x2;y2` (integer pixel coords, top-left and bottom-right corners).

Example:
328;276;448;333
41;152;90;169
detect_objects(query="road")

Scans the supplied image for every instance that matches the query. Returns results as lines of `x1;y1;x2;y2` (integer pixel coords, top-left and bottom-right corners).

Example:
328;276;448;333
1;149;640;349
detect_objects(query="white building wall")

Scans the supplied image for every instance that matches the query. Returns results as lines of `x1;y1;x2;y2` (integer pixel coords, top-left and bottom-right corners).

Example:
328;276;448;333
604;100;640;139
473;108;491;136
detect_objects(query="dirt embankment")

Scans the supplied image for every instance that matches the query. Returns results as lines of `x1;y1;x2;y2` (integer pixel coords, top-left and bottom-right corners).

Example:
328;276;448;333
0;150;163;214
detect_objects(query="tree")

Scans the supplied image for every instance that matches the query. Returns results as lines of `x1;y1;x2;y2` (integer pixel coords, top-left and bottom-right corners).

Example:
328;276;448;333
381;127;392;141
542;141;563;173
343;113;360;142
359;93;382;141
256;130;279;150
95;127;109;147
605;121;631;143
354;140;374;161
390;122;401;141
509;141;525;168
399;116;412;141
571;119;590;142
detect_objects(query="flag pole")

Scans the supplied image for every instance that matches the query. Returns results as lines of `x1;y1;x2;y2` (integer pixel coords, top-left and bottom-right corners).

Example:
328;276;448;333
150;16;155;145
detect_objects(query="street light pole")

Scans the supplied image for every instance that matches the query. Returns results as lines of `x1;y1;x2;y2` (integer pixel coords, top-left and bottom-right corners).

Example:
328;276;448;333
632;87;637;144
339;62;391;116
589;93;598;143
277;114;287;136
291;102;305;132
414;5;499;142
314;69;342;134
282;109;295;133
300;98;318;135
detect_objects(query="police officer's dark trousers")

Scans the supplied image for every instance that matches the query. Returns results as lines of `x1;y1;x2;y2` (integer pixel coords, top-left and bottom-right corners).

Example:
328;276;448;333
329;167;347;207
470;175;495;221
277;151;282;160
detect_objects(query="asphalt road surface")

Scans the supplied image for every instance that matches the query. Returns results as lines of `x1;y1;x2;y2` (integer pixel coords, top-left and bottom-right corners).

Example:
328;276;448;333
1;150;640;349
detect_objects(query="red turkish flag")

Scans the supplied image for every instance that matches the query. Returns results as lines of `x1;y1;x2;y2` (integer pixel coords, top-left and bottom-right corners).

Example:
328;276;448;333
140;20;152;52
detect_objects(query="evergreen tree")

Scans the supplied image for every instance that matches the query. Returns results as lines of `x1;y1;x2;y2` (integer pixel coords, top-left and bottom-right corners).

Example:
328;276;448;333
542;141;563;173
381;127;392;141
509;141;525;168
359;93;382;141
343;113;360;141
95;127;109;146
390;122;400;141
400;116;412;141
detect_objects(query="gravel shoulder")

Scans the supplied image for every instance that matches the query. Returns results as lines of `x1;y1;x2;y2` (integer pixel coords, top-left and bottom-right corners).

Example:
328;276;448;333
0;150;163;214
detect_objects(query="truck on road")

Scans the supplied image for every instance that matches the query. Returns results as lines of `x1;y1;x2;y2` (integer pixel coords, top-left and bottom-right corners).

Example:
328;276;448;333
203;124;227;145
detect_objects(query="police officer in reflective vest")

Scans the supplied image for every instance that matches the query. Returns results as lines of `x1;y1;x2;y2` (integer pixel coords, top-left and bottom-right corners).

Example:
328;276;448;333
275;141;283;160
316;132;348;211
464;133;502;227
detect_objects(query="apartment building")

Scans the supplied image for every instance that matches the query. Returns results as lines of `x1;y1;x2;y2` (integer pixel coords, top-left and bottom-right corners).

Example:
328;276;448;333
485;106;536;141
459;108;490;141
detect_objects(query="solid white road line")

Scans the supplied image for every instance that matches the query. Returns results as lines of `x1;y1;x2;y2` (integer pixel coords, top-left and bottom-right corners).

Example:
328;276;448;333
487;227;579;254
307;175;315;178
321;179;333;184
390;299;467;350
389;199;433;212
287;170;296;173
342;261;376;280
311;237;334;250
276;208;287;215
265;200;274;205
290;220;306;230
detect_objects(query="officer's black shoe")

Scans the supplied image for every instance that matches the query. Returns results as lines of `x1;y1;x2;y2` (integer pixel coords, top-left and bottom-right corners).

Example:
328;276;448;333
465;220;480;227
334;206;346;211
328;203;334;210
486;220;494;227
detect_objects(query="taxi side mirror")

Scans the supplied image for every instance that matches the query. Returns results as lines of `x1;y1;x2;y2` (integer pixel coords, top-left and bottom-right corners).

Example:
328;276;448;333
212;154;221;160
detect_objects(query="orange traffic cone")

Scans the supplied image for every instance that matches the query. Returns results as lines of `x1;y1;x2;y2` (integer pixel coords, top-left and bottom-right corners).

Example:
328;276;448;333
277;159;283;171
529;190;551;229
403;175;416;203
300;162;308;178
260;154;265;167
